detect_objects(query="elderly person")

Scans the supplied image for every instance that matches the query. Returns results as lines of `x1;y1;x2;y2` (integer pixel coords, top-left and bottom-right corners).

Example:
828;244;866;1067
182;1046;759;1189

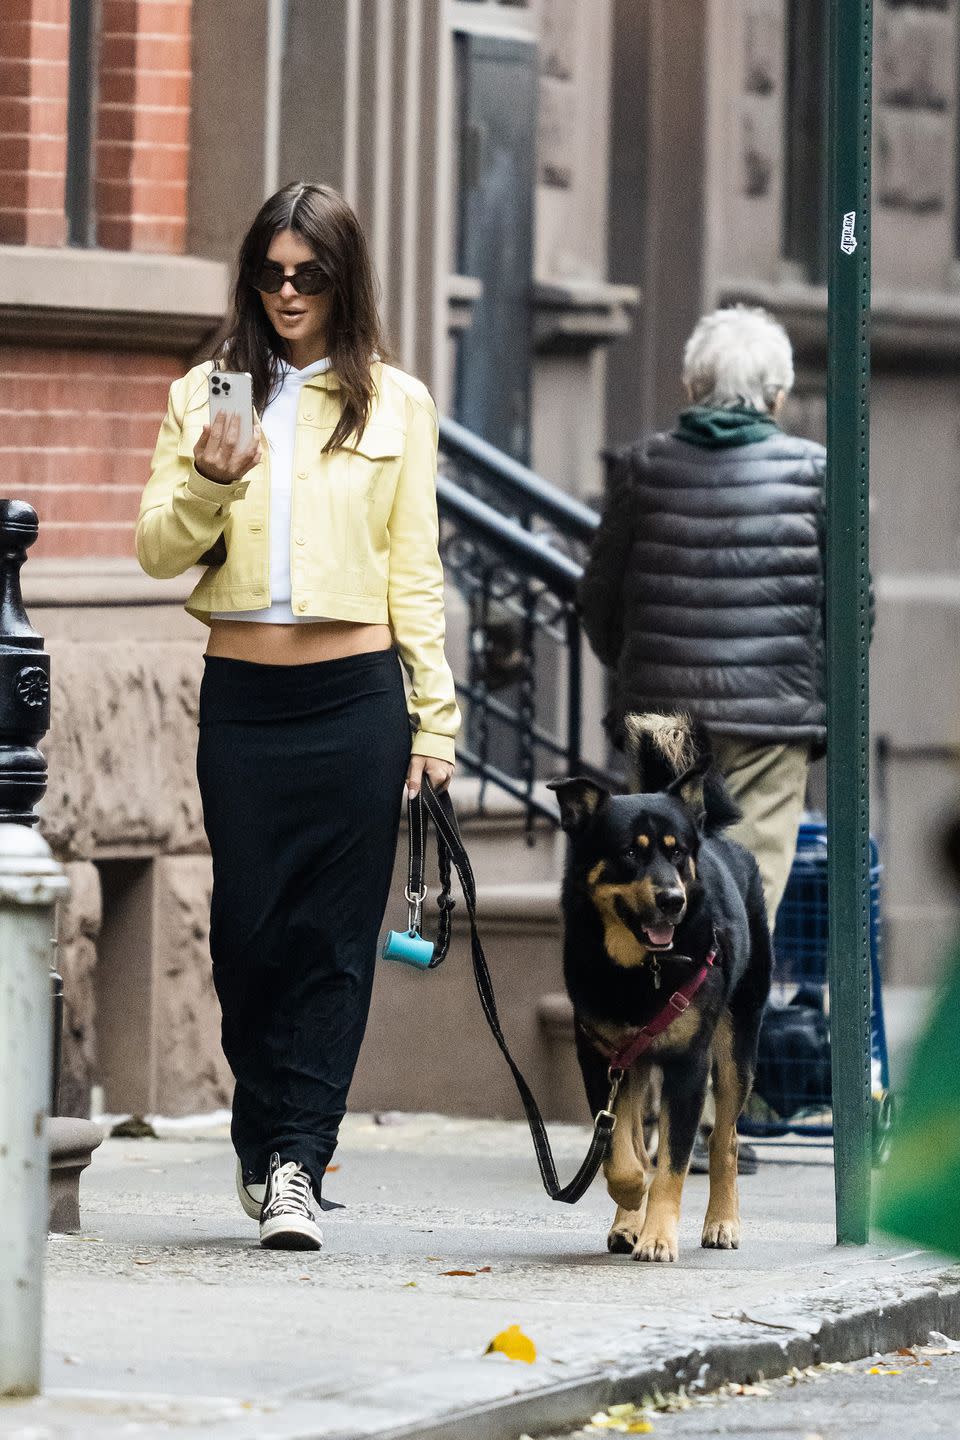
579;304;825;929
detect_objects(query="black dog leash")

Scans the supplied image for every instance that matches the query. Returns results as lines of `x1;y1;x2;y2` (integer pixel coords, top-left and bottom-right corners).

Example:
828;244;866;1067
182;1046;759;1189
402;780;617;1205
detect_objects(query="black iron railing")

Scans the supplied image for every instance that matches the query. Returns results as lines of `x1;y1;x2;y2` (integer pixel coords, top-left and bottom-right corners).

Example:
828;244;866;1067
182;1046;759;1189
437;418;617;829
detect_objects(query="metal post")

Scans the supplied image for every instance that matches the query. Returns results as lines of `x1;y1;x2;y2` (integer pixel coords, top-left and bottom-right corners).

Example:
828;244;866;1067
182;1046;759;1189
0;829;68;1396
825;0;874;1244
0;500;70;1393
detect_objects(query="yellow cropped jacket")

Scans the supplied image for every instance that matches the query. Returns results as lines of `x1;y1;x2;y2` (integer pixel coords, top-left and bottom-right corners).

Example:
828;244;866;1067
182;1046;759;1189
137;359;461;763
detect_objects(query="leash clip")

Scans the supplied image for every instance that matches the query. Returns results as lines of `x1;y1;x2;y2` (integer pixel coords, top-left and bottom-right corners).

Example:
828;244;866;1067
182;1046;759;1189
405;883;427;934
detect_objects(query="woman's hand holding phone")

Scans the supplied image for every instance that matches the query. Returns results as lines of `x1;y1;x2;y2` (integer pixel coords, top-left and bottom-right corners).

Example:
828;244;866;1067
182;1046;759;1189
193;411;263;485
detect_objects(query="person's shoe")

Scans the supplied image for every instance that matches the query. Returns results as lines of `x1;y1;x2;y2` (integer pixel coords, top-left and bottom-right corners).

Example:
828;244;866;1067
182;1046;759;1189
235;1158;266;1221
688;1133;759;1175
259;1152;324;1251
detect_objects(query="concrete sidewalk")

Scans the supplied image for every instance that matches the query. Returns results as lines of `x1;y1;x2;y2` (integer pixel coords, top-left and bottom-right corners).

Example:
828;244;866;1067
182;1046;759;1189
5;1112;960;1440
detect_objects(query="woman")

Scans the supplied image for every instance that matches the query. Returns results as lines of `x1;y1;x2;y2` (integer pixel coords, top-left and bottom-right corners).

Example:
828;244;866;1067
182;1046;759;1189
137;182;460;1251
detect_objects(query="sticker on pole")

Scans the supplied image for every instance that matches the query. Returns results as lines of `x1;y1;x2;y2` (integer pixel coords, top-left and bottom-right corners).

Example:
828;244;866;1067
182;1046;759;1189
840;211;858;255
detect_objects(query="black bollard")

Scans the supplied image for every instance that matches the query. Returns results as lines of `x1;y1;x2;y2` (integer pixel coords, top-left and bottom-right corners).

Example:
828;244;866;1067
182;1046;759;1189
0;500;62;1112
0;501;101;1254
0;500;50;827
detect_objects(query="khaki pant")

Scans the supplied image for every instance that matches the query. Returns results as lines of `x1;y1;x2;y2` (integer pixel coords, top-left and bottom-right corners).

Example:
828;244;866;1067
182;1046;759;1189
708;735;810;929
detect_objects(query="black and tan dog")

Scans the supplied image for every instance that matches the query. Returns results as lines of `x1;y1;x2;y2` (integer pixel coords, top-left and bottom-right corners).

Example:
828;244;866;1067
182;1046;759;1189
548;714;771;1263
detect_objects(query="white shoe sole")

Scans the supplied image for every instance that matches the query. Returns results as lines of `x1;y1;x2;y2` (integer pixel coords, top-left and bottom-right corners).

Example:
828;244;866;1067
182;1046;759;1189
260;1215;324;1250
235;1158;266;1221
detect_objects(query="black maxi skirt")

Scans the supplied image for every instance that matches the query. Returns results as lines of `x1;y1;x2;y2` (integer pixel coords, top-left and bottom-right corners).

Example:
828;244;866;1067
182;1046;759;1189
196;648;411;1195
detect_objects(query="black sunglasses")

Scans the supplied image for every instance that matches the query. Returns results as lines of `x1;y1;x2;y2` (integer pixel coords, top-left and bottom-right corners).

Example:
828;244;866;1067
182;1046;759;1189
250;262;332;296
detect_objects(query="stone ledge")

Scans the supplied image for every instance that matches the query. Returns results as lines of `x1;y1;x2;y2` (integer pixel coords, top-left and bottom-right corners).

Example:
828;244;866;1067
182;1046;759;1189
0;245;229;353
447;273;484;335
23;558;196;608
718;276;960;367
533;276;641;355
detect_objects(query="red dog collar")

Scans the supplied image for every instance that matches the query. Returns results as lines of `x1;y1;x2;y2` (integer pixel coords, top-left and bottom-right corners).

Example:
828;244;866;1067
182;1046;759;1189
582;947;718;1076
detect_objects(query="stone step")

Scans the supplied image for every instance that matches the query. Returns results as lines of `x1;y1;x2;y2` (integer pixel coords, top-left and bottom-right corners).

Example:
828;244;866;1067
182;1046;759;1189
353;877;588;1124
437;776;565;887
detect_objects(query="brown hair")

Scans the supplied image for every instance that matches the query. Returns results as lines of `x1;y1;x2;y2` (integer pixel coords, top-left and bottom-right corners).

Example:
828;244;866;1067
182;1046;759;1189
218;182;390;452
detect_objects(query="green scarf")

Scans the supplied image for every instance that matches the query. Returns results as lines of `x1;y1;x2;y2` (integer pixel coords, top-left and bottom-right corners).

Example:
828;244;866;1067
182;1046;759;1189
673;405;781;449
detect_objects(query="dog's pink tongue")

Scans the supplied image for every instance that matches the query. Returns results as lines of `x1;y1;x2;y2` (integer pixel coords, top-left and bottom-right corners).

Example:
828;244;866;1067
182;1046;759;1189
645;924;675;947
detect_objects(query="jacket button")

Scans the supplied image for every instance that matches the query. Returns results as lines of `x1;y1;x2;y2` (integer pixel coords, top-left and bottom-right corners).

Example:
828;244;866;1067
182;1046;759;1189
295;599;307;613
297;470;307;480
295;533;306;546
303;409;314;421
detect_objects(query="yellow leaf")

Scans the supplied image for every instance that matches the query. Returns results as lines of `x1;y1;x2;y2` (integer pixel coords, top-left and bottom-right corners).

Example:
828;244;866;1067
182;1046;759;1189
484;1324;536;1364
866;1366;901;1376
586;1404;653;1432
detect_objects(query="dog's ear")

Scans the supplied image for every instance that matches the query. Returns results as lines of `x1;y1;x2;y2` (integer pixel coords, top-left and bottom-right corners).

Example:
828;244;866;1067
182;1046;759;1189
665;754;711;827
546;777;609;834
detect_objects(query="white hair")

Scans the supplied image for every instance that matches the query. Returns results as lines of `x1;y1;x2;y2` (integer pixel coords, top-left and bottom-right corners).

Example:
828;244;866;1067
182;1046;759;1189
682;305;794;412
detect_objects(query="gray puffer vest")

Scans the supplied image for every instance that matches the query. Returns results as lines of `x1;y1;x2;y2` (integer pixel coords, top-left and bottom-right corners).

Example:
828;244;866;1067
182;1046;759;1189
578;429;826;749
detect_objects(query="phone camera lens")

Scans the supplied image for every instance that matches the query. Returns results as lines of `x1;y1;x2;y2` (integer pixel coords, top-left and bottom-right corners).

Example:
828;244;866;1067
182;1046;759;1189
223;382;231;394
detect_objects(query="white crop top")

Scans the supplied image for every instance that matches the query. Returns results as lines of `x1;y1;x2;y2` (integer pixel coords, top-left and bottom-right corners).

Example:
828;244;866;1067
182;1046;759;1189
211;357;334;624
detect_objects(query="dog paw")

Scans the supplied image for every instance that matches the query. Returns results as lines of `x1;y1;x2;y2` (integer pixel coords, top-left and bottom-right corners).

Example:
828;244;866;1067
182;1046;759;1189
632;1228;678;1263
701;1216;741;1250
608;1226;637;1255
607;1205;646;1254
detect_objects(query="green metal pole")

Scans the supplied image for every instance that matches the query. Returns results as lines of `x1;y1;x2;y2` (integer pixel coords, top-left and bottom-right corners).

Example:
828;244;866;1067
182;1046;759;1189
825;0;874;1245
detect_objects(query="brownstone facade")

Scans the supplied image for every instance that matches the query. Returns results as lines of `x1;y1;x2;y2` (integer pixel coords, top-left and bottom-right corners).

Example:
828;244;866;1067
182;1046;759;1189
0;0;956;1122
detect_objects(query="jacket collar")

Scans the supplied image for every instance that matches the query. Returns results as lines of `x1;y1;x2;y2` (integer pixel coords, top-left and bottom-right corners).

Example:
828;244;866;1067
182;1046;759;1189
303;369;340;392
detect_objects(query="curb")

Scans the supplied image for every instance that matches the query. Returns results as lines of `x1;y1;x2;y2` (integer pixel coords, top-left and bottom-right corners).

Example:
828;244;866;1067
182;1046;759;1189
374;1275;960;1440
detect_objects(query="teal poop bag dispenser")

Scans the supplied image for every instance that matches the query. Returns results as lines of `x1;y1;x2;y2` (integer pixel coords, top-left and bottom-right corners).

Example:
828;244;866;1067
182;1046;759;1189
381;880;434;968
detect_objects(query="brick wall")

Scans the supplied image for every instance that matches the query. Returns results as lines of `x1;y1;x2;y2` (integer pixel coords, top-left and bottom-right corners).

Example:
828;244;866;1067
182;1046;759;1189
96;0;192;253
0;0;70;246
0;346;181;559
0;0;192;252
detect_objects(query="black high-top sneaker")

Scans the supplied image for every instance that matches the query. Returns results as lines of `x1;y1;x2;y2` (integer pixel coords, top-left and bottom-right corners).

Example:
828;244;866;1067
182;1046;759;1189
259;1152;324;1250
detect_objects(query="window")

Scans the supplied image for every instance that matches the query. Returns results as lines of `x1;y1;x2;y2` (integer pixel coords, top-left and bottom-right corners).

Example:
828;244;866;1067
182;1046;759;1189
65;0;99;247
783;0;829;283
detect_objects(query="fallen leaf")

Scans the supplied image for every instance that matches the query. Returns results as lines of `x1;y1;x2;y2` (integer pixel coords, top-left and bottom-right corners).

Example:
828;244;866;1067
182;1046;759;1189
441;1266;492;1277
110;1115;158;1139
484;1324;536;1364
403;1281;417;1288
866;1366;901;1376
63;1355;82;1366
324;1164;340;1173
586;1401;653;1433
132;1257;156;1266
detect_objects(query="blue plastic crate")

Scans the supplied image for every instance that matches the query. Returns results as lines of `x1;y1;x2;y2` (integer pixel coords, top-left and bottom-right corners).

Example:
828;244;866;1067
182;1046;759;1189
741;813;889;1138
773;818;882;991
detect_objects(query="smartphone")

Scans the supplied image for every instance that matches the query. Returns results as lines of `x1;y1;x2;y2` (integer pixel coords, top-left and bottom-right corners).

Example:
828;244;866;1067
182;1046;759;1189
208;370;255;448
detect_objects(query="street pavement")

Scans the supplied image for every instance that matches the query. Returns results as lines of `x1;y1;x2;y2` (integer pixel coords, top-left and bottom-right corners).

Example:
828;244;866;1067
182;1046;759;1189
2;1109;959;1439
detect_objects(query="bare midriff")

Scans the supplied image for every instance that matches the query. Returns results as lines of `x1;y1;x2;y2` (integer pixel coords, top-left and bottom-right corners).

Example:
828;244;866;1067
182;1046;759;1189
205;618;394;666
